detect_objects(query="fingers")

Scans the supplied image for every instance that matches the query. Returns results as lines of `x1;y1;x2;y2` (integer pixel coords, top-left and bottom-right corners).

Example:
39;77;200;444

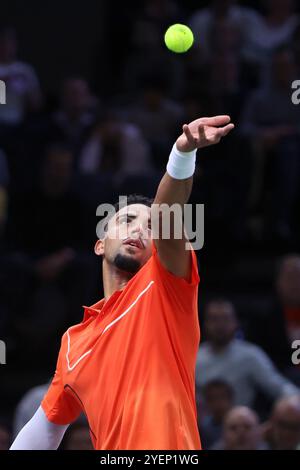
182;120;234;150
219;123;235;137
197;123;206;141
183;124;196;144
212;123;235;142
200;115;231;127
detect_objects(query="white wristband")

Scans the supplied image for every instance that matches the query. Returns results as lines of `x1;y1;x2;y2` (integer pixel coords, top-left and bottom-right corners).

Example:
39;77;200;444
166;144;196;180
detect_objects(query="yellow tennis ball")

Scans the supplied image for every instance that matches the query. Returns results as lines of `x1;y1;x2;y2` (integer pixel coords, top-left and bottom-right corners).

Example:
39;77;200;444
164;24;194;53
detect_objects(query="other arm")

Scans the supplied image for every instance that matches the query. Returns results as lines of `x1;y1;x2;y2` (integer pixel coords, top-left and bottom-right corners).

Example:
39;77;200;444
10;406;69;450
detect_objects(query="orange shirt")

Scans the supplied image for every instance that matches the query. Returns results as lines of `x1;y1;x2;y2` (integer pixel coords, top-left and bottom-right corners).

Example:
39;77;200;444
41;243;201;450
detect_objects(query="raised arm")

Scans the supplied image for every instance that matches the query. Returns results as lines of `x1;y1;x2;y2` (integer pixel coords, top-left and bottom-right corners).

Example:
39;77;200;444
152;115;234;280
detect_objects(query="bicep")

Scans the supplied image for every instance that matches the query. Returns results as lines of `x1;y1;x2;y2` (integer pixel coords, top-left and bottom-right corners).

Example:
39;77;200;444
152;173;193;280
154;236;192;281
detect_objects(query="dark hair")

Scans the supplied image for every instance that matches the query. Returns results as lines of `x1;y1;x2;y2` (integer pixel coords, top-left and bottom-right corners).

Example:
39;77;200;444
101;194;153;234
204;298;237;320
203;379;234;401
113;194;153;213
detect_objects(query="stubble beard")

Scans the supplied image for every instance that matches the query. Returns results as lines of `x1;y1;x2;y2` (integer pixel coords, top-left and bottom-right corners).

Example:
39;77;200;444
113;253;141;274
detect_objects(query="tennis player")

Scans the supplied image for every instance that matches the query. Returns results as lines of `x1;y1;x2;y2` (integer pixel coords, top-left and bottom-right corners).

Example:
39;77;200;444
10;115;234;450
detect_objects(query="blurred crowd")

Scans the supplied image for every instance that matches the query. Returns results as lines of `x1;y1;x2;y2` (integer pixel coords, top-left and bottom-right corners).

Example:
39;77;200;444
1;0;300;450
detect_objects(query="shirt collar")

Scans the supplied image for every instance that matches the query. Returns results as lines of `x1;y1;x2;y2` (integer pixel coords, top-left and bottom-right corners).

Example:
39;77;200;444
82;290;123;322
82;299;105;322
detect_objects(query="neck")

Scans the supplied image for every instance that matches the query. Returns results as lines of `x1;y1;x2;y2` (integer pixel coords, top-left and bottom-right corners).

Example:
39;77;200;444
211;341;231;353
102;259;133;299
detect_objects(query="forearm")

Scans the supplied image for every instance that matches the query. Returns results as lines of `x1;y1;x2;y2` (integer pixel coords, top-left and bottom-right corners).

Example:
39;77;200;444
154;142;196;207
154;172;193;208
152;144;196;247
10;406;69;450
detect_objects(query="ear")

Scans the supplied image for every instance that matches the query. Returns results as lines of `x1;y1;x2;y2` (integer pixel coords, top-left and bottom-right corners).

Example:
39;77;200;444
94;239;104;256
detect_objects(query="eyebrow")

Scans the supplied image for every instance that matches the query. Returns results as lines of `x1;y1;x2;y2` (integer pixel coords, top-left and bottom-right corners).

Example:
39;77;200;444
116;213;151;223
117;212;137;221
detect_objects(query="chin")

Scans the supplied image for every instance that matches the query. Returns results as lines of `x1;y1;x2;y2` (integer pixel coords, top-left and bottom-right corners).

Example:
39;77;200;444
114;253;141;274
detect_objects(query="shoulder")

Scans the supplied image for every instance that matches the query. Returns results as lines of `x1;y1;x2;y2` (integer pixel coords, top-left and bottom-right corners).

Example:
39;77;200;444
150;241;200;287
197;342;211;362
60;321;87;349
13;61;38;76
234;339;267;359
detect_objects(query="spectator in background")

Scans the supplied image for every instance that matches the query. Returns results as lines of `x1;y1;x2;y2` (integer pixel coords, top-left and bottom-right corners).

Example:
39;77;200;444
243;0;299;70
262;395;300;450
50;77;98;159
247;254;300;373
198;379;234;449
3;144;96;370
185;15;244;119
130;0;179;50
240;48;300;242
121;0;185;99
277;255;300;343
0;26;42;126
196;299;299;409
205;17;244;120
7;143;84;253
211;406;267;450
122;75;184;169
78;110;153;185
189;0;259;62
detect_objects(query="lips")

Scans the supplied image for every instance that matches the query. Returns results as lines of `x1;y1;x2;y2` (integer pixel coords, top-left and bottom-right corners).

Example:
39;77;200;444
123;238;144;249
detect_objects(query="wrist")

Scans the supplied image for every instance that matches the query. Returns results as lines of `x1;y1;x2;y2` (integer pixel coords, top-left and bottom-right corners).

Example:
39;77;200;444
166;144;196;180
174;142;197;158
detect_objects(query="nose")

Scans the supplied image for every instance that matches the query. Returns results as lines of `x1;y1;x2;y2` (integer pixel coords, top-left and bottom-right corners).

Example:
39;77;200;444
132;223;143;235
131;222;149;239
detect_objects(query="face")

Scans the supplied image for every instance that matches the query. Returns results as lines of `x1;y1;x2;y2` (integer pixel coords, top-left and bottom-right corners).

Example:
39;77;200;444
204;301;237;347
272;402;300;450
277;256;300;307
62;78;91;114
95;204;152;275
204;385;233;422
223;408;260;450
42;148;73;195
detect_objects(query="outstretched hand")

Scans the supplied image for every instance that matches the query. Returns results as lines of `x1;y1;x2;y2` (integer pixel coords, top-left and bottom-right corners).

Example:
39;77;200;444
176;115;235;153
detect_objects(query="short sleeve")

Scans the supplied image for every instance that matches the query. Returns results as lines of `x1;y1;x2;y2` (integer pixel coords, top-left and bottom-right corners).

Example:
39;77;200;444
41;336;82;425
151;241;200;288
150;241;200;320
